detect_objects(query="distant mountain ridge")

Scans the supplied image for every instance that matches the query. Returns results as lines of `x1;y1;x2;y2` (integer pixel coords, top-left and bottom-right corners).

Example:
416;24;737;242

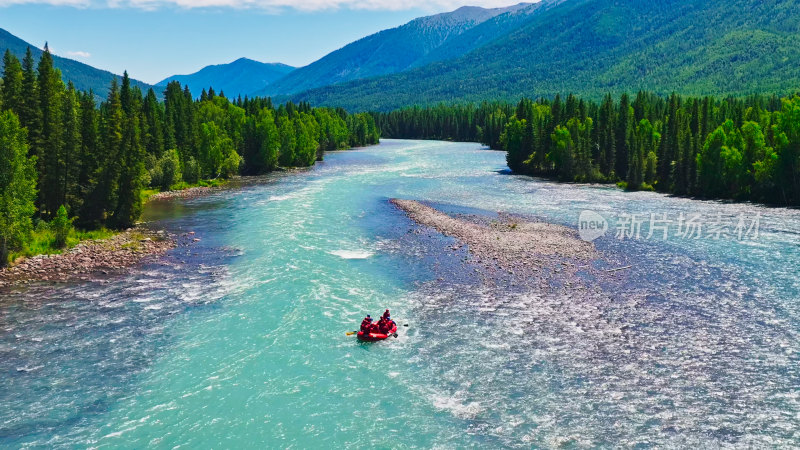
286;0;800;111
0;28;152;98
255;3;535;98
157;58;294;99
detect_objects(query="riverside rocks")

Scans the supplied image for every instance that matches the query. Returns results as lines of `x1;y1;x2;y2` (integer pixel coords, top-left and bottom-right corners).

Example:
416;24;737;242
147;186;213;201
0;229;176;288
390;199;597;276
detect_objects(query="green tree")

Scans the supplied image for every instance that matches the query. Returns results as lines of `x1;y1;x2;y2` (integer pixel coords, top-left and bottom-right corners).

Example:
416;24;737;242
741;121;769;199
157;149;182;191
36;44;66;218
61;82;81;213
293;113;319;167
697;120;741;198
598;93;616;177
0;111;37;267
501;117;526;172
771;96;800;204
142;88;165;158
568;117;594;181
112;74;146;229
19;47;39;141
615;95;633;179
550;125;574;181
278;115;296;166
80;78;123;228
628;119;660;190
76;91;98;213
51;205;73;248
2;50;24;116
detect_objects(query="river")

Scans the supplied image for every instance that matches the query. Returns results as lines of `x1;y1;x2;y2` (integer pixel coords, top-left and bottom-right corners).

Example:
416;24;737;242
1;140;799;448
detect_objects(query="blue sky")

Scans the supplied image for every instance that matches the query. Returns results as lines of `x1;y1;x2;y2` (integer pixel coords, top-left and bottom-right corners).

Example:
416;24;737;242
0;1;517;84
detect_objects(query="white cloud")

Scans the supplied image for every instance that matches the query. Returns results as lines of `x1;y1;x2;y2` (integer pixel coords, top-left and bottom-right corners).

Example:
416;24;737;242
0;0;90;6
65;50;91;58
0;0;521;11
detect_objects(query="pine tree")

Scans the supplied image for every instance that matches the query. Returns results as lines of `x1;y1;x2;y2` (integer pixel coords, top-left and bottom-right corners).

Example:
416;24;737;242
2;50;24;116
112;73;146;228
615;94;632;178
61;82;81;213
142;88;165;157
0;111;37;267
76;90;98;210
19;47;39;147
657;94;681;190
598;94;616;178
672;112;693;195
80;79;123;227
628;119;660;190
36;44;66;218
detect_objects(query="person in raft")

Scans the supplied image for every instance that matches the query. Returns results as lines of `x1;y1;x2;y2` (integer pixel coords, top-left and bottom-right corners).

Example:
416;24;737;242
360;315;374;333
378;310;396;334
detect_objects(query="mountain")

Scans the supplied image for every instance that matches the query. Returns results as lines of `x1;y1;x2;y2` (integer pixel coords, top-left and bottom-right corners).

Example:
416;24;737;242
289;0;800;111
408;1;552;69
256;3;533;98
157;58;295;99
0;28;152;99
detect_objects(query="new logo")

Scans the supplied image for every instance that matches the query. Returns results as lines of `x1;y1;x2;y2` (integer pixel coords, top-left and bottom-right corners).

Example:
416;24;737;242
578;210;608;241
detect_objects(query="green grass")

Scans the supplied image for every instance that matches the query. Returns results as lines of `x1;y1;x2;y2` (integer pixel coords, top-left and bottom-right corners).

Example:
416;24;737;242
141;188;160;202
175;178;227;189
9;225;116;264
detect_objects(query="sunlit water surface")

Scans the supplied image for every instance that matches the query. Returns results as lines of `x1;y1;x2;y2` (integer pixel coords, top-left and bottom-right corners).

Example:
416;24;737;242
1;140;798;447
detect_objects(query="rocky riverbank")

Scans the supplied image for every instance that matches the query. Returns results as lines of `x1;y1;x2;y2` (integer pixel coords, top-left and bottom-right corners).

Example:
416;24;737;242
390;199;597;277
0;183;230;289
0;229;177;288
147;185;214;201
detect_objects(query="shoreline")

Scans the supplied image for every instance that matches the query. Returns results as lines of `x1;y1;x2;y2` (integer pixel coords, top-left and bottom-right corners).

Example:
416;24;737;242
0;228;177;288
0;184;222;289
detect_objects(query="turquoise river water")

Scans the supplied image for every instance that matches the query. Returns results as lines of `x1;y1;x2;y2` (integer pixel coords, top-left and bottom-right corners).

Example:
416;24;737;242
1;140;799;448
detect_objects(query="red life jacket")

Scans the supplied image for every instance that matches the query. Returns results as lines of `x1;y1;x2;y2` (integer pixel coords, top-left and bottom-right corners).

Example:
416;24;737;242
360;319;372;332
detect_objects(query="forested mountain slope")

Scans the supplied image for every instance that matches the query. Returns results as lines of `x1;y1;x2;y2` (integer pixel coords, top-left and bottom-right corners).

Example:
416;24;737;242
290;0;800;111
0;28;152;98
257;3;532;97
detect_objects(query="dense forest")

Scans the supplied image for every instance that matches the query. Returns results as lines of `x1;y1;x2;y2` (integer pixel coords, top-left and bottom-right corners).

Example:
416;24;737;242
374;91;800;205
0;46;379;266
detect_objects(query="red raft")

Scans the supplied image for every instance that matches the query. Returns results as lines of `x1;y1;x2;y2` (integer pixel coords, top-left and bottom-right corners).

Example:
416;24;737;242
357;323;398;342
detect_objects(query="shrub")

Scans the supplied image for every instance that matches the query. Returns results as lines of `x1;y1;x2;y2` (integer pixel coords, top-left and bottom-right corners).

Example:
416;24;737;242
148;164;163;189
220;151;242;179
51;205;74;248
160;150;182;190
183;157;200;184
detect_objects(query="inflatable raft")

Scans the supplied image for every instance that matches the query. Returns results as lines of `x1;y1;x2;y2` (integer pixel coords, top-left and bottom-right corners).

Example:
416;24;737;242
357;323;398;342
